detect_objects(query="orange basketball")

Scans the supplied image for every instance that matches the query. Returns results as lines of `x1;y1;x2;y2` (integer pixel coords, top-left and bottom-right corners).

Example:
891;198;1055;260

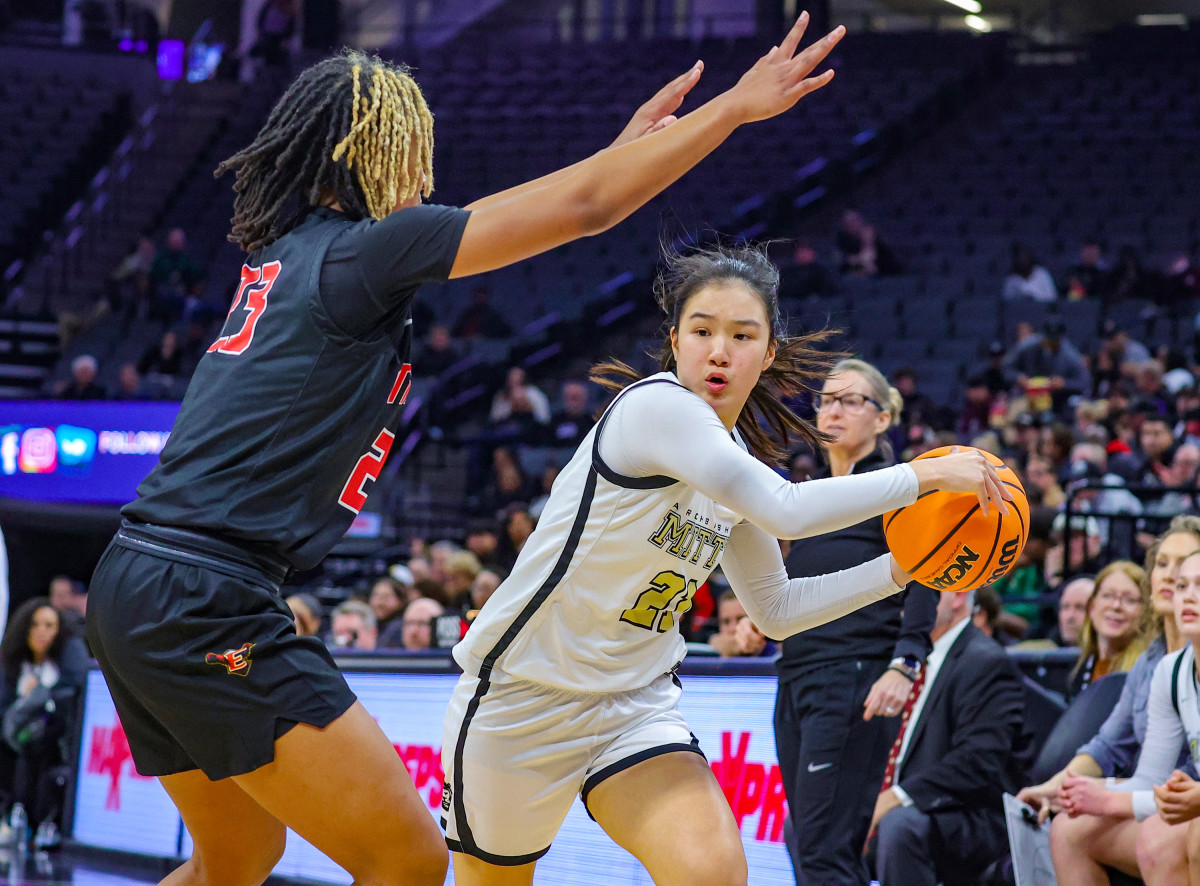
883;446;1029;593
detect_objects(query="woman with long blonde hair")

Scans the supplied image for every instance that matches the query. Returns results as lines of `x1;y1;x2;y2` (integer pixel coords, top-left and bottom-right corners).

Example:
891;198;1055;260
1066;559;1152;700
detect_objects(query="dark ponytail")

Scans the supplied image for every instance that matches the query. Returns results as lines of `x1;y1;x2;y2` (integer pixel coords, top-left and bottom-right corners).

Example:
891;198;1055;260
591;242;840;465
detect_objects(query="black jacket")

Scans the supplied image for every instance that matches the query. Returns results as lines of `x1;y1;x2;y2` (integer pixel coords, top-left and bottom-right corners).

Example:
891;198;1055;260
896;623;1034;812
778;445;937;680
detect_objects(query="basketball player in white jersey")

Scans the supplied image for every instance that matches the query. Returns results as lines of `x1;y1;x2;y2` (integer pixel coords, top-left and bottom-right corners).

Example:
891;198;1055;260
441;243;1010;885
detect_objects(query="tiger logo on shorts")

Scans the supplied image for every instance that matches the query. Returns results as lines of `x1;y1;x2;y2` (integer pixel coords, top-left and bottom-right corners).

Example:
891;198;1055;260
205;642;255;676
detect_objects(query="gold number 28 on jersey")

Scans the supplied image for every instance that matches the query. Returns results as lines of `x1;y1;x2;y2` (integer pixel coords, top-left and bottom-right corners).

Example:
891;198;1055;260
620;570;698;633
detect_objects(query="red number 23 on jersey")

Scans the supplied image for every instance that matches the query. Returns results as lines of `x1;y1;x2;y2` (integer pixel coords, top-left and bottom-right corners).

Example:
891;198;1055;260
208;261;281;356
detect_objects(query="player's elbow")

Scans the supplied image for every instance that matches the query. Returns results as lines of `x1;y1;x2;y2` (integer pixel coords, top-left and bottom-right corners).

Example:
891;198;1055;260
564;180;624;237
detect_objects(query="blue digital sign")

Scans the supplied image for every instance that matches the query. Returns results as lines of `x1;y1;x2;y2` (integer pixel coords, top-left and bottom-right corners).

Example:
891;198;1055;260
0;401;180;505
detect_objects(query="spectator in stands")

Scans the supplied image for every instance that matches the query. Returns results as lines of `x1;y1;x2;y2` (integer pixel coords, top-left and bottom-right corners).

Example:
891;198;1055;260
47;576;87;642
1173;384;1200;445
1063;238;1109;301
1132;362;1173;420
1018;519;1200;883
328;599;377;651
1044;514;1105;588
1065;560;1151;700
993;506;1056;626
453;287;513;340
1163;251;1199;307
775;357;938;886
464;520;505;571
1025;454;1066;508
488;366;551;442
113;362;152;400
1003;243;1058;303
0;597;88;843
1106;244;1161;305
109;234;157;323
1055;574;1096;647
1005;318;1090;418
707;590;771;657
54;355;106;400
1137;411;1177;486
779;238;835;300
415;325;461;377
529;463;560;521
478;447;535;516
150;228;204;321
1092;320;1153;398
1040;422;1077;484
865;589;1031;886
285;593;322;637
395;598;444;652
368;576;408;640
496;501;534;571
443;551;482;611
972;585;1024;644
248;0;297;68
426;540;461;589
958;376;993;440
546;380;595;447
787;449;817;482
468;568;504;615
977;340;1013;397
1161;349;1194;399
834;209;900;277
892;367;938;442
137;330;185;393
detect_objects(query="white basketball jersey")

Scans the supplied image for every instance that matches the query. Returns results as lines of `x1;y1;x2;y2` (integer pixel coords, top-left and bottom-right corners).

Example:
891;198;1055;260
454;374;741;693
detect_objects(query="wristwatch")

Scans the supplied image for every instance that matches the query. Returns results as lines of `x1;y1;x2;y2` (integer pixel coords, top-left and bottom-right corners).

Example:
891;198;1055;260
887;655;922;681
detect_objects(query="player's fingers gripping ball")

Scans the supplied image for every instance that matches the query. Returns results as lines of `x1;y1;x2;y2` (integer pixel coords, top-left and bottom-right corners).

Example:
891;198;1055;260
884;446;1029;592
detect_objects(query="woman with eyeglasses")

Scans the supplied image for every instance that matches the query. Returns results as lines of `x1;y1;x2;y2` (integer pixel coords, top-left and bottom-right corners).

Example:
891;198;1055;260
1064;560;1153;701
773;357;942;885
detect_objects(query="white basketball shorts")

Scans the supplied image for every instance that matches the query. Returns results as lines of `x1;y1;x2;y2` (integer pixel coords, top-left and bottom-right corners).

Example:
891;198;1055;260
440;670;703;864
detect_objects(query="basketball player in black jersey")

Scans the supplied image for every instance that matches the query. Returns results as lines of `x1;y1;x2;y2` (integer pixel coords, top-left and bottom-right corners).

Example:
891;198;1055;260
87;17;845;886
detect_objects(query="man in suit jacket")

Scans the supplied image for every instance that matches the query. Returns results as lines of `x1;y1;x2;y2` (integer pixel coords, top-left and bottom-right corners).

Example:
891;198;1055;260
866;590;1034;885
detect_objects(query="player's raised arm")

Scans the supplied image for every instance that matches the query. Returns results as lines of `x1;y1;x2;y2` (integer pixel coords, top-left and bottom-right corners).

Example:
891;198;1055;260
448;13;844;278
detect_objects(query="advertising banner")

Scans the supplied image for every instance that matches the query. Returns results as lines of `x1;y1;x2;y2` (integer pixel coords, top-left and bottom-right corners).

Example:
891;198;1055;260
74;666;794;884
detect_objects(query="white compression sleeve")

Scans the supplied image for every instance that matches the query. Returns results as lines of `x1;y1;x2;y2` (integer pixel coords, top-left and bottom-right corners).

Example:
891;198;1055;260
598;379;918;539
1108;655;1188;822
719;521;905;639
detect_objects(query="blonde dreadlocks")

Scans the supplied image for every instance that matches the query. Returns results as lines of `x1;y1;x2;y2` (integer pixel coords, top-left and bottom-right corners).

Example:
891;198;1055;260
215;49;435;253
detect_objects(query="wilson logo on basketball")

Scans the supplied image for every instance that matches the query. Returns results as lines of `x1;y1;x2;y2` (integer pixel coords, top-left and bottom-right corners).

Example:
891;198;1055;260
205;642;255;676
985;537;1023;585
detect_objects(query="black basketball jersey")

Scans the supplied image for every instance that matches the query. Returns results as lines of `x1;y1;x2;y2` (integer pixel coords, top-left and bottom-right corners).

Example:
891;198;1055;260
125;204;470;569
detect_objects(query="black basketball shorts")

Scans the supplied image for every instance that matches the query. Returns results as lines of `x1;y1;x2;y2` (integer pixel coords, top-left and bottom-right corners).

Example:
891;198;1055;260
86;524;357;781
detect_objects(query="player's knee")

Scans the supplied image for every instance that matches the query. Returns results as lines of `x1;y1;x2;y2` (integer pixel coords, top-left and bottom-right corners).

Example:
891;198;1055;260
1049;812;1090;861
670;839;747;886
193;828;285;886
1186;818;1200;857
354;838;448;886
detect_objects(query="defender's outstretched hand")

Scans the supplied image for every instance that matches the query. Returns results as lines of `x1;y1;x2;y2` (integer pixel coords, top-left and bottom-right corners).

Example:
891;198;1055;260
721;12;845;124
611;61;705;147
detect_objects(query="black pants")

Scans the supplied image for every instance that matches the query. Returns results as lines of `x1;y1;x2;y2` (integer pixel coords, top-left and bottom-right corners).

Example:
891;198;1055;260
13;725;66;825
774;659;899;886
865;804;1008;886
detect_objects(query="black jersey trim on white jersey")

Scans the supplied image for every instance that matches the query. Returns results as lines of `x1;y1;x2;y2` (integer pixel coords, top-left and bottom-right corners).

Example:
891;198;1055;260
451;464;600;857
590;377;678;490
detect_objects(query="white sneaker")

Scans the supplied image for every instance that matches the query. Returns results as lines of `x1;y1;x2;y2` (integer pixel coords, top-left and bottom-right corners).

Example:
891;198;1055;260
33;822;59;850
